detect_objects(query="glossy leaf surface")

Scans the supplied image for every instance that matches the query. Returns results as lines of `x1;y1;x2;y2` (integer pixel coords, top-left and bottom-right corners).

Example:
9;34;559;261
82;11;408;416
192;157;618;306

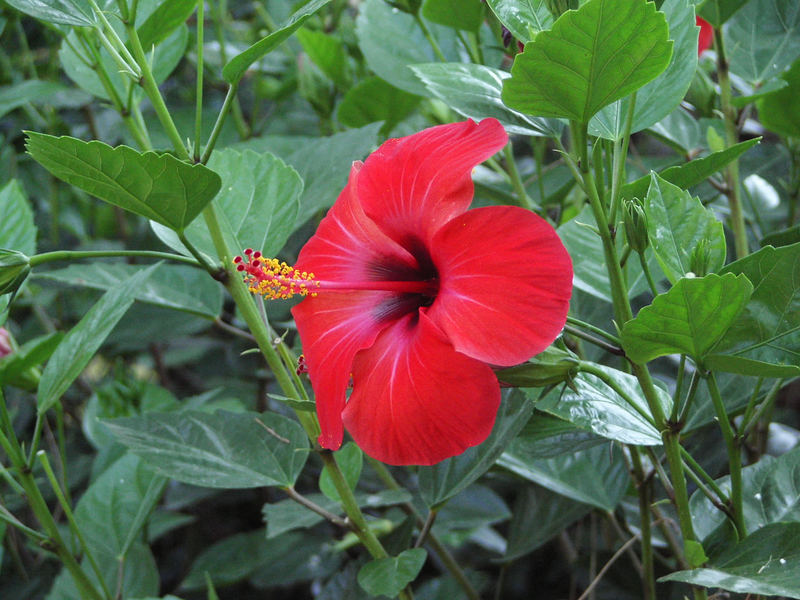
106;410;309;488
25;134;221;231
622;273;753;363
502;0;672;123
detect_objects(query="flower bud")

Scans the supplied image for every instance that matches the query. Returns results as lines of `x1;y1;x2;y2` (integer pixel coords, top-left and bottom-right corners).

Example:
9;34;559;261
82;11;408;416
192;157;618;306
496;345;579;388
690;239;712;277
0;249;31;296
0;328;10;359
622;198;649;255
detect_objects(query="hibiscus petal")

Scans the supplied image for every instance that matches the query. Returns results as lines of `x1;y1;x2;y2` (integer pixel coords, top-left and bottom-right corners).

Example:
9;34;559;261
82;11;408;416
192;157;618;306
427;206;572;366
357;119;508;249
342;312;500;466
292;167;422;450
292;291;392;450
295;163;421;283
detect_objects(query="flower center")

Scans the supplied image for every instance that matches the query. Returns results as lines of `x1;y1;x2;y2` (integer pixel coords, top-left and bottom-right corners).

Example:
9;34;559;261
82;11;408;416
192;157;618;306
234;249;438;300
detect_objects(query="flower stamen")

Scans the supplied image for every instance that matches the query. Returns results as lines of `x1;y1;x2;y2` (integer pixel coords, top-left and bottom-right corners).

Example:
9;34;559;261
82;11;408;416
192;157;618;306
235;249;438;299
235;249;319;300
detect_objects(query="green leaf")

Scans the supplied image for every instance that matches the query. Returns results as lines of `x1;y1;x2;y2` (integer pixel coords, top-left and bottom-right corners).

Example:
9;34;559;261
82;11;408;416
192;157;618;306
356;0;461;96
181;529;340;590
105;410;309;488
151;149;302;261
508;411;606;459
25;133;221;231
232;124;381;227
697;0;749;26
223;0;332;85
757;58;800;138
498;441;630;511
263;490;411;539
337;77;421;135
422;0;484;31
37;264;158;414
485;0;553;42
691;447;800;543
660;522;800;598
0;332;62;389
75;454;165;559
761;223;800;249
589;0;696;140
358;548;427;598
558;204;662;302
411;63;563;137
727;0;800;85
645;173;726;284
59;24;187;102
0;80;90;120
715;243;800;368
0;180;36;255
50;454;163;599
419;390;533;508
620;138;761;200
319;442;363;503
138;0;196;48
622;273;753;363
704;354;800;377
534;363;671;445
504;485;590;561
36;263;223;320
296;28;351;89
4;0;95;26
502;0;672;123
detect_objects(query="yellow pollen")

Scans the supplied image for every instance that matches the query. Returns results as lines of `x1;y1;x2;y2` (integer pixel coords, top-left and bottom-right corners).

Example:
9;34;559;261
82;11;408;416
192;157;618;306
235;255;319;300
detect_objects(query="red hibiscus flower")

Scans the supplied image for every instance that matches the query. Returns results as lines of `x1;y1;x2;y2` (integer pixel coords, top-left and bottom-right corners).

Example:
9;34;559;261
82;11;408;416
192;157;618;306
237;119;572;465
697;16;713;56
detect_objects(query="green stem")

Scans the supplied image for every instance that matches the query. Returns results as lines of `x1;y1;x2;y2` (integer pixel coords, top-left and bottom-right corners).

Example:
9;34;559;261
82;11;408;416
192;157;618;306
706;373;745;538
319;452;388;561
0;392;105;600
629;448;655;600
714;28;748;260
679;446;729;508
741;379;784;439
670;355;687;422
177;231;221;273
571;120;703;596
638;252;658;296
739;376;765;433
608;93;637;225
27;414;45;467
504;144;534;210
200;205;320;440
126;22;189;160
193;0;205;161
677;369;701;425
367;458;481;600
414;14;447;62
29;250;199;268
201;84;237;164
38;452;113;600
564;324;624;356
566;316;621;345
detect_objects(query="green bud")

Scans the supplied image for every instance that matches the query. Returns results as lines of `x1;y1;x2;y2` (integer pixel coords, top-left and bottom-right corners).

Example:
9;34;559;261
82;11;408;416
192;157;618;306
496;345;579;388
622;198;649;255
689;239;712;277
0;249;31;296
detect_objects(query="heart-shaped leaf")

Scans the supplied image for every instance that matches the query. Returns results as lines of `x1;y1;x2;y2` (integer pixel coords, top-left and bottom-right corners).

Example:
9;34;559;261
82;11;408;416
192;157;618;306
622;273;753;364
502;0;672;123
25;133;221;231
